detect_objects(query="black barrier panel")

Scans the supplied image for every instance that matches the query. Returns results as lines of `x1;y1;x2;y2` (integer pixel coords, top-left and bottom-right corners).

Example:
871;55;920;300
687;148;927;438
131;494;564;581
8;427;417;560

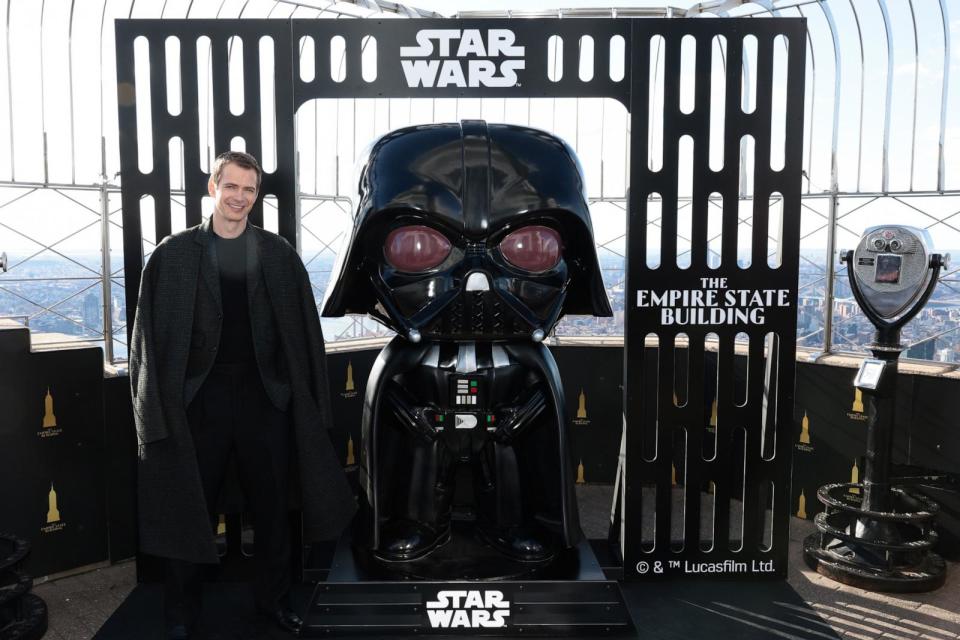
115;17;806;581
551;346;625;485
325;349;381;474
0;328;107;578
104;376;138;563
555;344;704;487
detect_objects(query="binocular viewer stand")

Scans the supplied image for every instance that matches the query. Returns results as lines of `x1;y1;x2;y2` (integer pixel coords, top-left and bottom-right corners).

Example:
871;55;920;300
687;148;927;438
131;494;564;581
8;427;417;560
803;248;948;592
0;532;46;640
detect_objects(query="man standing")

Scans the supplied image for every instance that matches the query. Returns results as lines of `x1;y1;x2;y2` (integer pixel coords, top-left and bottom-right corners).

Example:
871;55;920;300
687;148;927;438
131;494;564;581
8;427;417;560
130;151;355;638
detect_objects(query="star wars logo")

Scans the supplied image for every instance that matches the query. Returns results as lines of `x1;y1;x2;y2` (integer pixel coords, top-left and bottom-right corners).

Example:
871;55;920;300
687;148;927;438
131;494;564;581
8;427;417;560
399;29;525;88
425;589;511;628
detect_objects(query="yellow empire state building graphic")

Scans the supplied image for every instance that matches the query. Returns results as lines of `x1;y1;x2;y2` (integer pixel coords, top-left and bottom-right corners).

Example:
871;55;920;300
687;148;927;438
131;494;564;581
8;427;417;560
577;389;587;419
796;490;807;519
799;412;811;444
42;387;57;428
852;388;864;413
47;483;61;523
346;435;356;466
345;361;355;392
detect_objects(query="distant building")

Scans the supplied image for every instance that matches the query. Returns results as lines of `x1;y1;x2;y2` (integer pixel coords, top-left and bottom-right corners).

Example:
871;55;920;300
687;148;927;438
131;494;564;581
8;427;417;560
906;340;935;360
83;293;101;330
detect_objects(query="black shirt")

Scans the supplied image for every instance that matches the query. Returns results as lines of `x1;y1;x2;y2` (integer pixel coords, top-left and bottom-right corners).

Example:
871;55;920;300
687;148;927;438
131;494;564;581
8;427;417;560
214;230;256;365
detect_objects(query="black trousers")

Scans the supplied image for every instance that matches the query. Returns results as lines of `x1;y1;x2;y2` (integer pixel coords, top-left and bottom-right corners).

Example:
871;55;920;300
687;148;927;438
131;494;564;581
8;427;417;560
165;363;292;626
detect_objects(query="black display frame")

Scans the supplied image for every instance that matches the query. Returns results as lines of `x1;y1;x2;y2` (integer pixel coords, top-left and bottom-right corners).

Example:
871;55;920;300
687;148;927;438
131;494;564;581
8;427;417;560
116;17;806;581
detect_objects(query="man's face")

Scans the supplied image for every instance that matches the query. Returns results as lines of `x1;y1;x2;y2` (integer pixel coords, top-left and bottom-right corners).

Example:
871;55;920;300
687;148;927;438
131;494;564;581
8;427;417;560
208;162;258;225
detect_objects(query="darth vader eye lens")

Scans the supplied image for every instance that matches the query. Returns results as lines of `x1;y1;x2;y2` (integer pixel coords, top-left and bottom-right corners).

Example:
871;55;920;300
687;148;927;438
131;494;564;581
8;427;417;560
500;226;562;272
384;225;452;272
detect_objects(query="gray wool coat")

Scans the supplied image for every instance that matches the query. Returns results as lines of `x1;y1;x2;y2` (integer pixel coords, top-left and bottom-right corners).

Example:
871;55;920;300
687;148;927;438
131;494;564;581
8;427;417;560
130;218;356;564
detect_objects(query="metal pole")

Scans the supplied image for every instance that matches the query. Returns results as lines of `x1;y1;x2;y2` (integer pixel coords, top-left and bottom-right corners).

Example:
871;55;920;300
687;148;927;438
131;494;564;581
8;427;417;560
821;192;838;354
295;149;302;253
99;138;114;363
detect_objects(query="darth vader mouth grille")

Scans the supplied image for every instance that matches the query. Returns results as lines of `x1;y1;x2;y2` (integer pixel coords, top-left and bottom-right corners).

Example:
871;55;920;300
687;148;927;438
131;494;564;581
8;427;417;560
427;290;529;339
471;291;484;332
491;299;503;332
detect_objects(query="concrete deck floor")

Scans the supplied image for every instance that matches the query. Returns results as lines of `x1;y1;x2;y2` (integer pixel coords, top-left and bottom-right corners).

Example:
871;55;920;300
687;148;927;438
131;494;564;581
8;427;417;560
30;485;960;639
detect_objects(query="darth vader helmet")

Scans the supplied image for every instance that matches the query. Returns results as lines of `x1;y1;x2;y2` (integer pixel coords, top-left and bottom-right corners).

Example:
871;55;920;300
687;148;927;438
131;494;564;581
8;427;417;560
322;120;612;342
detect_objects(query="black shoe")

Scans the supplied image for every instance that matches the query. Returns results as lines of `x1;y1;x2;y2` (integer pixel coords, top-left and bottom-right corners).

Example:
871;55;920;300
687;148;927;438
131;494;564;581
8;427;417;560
258;606;303;635
478;525;555;562
165;623;190;640
377;520;451;561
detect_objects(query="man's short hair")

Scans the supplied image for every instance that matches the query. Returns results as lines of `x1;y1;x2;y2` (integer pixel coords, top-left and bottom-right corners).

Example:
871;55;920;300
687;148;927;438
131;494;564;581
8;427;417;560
211;151;262;190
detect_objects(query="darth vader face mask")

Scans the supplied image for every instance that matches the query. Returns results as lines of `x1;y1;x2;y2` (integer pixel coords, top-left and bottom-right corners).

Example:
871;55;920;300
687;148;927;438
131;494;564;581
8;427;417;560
323;120;612;342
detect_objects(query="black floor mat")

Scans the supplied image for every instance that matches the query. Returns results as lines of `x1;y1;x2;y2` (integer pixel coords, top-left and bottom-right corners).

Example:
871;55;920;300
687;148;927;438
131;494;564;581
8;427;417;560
93;582;314;640
621;581;841;640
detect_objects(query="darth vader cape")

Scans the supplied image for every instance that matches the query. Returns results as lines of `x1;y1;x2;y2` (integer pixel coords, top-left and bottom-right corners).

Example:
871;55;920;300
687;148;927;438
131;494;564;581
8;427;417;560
357;337;584;550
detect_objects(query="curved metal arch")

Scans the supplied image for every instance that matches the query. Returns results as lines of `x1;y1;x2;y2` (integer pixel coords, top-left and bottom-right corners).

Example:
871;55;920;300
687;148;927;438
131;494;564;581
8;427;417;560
906;0;919;192
816;0;841;194
98;0;110;174
937;0;950;192
792;4;815;192
5;0;15;180
39;0;48;183
876;0;894;193
67;0;77;184
811;0;841;353
845;0;865;193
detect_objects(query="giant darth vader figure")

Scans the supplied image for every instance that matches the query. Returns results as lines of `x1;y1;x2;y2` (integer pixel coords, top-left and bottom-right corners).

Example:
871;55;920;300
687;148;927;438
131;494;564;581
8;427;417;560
323;120;612;573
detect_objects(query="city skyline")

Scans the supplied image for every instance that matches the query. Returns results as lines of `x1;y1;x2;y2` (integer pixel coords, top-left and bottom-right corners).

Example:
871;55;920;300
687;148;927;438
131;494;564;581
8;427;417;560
5;244;960;365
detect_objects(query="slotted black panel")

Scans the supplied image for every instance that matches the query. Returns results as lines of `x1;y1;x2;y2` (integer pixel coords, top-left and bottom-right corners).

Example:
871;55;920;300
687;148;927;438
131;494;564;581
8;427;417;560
290;19;631;106
115;18;806;581
624;21;806;579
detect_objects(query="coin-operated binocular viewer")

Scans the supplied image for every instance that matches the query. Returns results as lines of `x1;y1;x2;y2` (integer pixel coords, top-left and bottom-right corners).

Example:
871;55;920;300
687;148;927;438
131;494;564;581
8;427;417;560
804;226;948;592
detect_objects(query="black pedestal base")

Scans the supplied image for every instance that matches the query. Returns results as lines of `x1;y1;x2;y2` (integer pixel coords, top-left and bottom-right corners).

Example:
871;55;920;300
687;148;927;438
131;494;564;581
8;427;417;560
302;529;635;636
803;532;947;593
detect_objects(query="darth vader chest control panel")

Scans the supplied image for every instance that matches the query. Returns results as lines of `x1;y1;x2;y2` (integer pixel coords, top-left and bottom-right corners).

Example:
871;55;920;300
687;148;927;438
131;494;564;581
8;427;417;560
399;343;541;448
